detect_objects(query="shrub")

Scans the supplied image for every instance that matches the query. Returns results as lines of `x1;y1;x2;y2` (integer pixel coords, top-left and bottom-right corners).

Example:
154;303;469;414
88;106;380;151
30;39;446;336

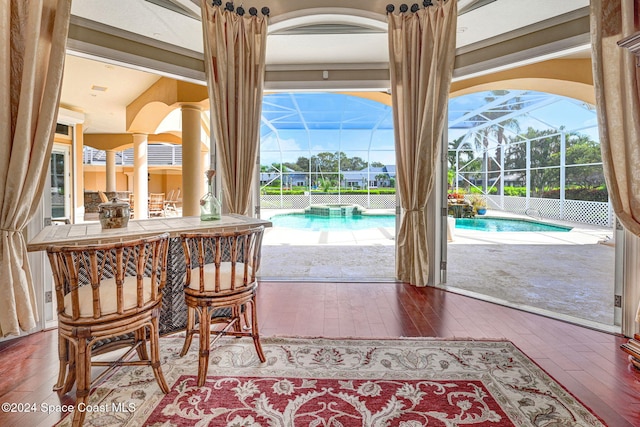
504;186;527;197
565;188;609;202
501;186;608;201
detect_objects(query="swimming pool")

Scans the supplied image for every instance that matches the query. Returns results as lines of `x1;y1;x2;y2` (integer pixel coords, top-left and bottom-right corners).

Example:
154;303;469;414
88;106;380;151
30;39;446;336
269;213;396;231
455;217;572;232
269;213;572;232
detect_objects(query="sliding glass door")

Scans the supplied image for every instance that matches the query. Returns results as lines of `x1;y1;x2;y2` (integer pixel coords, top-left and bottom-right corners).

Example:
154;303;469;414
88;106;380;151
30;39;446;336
50;144;70;221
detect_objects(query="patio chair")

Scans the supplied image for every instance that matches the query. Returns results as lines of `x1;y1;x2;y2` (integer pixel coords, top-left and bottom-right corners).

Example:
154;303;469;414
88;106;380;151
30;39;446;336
164;188;180;213
46;233;170;426
98;190;109;203
148;192;166;217
128;193;135;218
179;226;266;386
164;189;174;209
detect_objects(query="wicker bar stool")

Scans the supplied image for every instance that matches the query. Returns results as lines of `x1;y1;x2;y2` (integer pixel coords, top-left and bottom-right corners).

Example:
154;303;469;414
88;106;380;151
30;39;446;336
46;233;170;426
179;226;266;386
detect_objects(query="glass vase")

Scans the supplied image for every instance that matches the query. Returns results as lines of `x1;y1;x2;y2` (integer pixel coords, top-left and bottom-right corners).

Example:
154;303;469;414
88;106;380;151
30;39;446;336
200;181;221;221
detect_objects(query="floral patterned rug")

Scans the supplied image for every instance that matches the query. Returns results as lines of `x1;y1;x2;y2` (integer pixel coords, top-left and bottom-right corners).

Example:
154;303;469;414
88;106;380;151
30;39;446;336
56;336;605;426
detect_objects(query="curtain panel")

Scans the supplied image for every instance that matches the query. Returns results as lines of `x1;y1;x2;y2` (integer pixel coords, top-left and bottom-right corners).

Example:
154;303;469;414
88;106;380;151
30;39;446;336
388;0;457;286
590;0;640;321
0;0;71;336
200;1;268;216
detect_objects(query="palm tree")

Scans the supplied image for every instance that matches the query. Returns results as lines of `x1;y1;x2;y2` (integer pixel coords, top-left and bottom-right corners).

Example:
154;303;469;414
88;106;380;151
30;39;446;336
448;135;477;191
470;91;523;194
319;178;333;192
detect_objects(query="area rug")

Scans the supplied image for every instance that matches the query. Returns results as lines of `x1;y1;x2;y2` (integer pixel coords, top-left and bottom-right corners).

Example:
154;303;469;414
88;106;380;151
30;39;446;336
56;336;606;426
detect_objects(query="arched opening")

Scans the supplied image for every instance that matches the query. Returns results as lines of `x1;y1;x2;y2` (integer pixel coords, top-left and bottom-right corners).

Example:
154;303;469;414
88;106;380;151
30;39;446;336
258;92;396;281
444;88;616;331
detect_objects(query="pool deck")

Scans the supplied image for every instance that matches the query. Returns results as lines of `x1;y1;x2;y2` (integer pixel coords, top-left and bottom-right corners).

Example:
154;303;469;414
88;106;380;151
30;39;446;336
259;209;616;331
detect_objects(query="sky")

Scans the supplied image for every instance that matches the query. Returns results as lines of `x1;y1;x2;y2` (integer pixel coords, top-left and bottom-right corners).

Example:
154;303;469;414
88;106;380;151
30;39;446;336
259;91;600;168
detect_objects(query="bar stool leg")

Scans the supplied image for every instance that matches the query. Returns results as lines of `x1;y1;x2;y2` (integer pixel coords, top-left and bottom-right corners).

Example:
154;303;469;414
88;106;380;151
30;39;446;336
149;318;169;393
250;300;266;362
197;306;212;387
180;305;196;357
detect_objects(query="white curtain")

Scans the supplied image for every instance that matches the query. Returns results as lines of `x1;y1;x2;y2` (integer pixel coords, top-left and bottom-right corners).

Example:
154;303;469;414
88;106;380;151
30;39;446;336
0;0;72;336
590;0;640;321
388;0;457;286
200;2;268;216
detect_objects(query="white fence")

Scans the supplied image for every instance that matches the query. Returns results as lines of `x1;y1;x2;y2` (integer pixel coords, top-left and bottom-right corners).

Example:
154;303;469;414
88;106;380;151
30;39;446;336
261;194;614;228
486;195;614;228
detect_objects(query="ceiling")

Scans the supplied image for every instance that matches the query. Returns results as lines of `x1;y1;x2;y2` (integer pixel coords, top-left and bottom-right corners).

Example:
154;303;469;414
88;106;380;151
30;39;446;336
60;0;591;135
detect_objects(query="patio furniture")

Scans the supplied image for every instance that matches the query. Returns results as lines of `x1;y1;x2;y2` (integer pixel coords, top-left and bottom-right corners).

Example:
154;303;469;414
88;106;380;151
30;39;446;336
164;188;181;213
97;190;109;203
148;192;166;217
179;226;266;386
46;233;170;426
128;193;135;217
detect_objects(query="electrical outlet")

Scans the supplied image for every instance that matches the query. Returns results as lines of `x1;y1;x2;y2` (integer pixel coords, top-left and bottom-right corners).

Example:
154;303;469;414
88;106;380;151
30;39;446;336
45;291;52;303
615;295;622;308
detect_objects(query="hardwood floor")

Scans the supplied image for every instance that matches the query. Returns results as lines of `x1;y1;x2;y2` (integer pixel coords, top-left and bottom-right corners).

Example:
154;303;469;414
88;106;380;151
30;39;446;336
0;281;638;426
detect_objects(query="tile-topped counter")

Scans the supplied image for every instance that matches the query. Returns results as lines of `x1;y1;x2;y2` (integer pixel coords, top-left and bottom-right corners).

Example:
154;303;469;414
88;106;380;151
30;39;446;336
28;214;271;334
27;214;271;252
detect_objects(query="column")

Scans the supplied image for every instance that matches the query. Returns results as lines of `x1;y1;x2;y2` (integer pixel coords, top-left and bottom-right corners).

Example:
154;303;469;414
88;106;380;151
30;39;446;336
73;123;85;223
105;150;116;193
133;133;149;219
181;104;203;217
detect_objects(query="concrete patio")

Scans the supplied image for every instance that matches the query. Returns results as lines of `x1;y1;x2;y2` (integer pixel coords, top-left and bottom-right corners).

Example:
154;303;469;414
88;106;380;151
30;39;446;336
259;209;616;331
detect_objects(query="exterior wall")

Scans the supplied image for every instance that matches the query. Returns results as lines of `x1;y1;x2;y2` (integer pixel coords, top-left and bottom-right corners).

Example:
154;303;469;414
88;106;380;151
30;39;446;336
83;167;129;191
149;171;182;196
164;174;182;197
83;167;183;199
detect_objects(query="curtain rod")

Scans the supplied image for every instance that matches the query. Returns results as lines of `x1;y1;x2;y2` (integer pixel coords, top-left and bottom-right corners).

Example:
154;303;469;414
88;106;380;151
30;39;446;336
386;1;443;14
211;0;270;17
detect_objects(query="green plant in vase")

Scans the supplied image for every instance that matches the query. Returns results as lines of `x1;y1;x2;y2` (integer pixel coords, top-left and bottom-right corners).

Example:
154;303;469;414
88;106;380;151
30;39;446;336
200;169;221;220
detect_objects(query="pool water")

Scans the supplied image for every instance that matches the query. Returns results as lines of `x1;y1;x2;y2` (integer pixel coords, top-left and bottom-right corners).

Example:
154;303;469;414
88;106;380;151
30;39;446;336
455;217;572;232
269;213;571;233
269;213;396;231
